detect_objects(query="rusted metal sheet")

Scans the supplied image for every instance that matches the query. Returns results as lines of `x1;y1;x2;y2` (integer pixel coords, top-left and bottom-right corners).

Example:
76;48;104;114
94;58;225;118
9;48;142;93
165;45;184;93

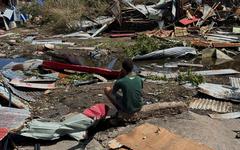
174;27;189;37
0;107;30;131
110;33;135;38
189;98;233;113
191;40;240;48
198;83;240;102
230;77;240;89
144;30;173;38
209;112;240;119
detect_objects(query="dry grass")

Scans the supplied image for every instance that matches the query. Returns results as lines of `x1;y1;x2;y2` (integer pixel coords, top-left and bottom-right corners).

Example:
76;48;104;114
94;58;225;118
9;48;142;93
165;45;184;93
22;0;109;33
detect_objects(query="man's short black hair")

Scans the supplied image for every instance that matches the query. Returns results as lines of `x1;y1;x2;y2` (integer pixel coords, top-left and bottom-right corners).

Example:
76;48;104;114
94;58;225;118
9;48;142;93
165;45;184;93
122;58;133;73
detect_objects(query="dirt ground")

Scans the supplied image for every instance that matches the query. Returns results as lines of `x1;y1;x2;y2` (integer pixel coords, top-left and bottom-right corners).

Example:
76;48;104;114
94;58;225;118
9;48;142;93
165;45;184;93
1;28;240;150
30;81;196;121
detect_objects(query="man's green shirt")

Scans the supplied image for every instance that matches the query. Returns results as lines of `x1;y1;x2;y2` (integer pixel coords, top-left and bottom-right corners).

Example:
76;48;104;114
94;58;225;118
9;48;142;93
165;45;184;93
112;75;143;113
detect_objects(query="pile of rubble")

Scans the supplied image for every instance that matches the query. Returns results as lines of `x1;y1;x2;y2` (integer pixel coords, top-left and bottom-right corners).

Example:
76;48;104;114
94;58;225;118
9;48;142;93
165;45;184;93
0;0;240;150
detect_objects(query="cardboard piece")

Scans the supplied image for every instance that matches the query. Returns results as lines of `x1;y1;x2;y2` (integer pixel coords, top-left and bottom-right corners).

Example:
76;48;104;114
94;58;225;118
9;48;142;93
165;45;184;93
109;123;213;150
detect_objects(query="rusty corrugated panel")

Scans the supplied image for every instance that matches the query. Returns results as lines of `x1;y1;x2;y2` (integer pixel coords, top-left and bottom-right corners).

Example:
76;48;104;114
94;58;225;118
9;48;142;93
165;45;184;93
230;77;240;89
0;107;30;131
191;40;240;48
189;98;233;113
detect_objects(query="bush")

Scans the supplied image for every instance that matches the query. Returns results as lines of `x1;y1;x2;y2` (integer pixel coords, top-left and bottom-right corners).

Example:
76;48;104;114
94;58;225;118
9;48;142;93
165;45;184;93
125;35;183;57
178;69;204;86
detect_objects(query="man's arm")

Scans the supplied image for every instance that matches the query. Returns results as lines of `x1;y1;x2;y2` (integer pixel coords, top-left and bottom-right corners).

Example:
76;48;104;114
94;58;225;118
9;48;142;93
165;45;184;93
112;81;120;95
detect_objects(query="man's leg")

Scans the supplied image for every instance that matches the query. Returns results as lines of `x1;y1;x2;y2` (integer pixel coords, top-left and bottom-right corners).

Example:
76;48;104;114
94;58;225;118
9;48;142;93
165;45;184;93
104;86;122;110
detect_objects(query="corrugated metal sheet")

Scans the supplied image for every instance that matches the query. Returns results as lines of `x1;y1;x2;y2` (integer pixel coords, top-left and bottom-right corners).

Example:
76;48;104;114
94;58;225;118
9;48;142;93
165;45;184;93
198;83;240;102
139;71;178;79
230;77;240;89
189;98;233;113
0;107;30;131
3;78;41;102
195;69;239;76
20;113;93;141
0;85;29;109
140;69;239;79
133;47;197;60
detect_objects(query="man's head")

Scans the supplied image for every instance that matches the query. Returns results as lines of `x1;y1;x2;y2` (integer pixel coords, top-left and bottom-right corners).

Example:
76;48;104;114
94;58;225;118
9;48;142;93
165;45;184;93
122;58;133;74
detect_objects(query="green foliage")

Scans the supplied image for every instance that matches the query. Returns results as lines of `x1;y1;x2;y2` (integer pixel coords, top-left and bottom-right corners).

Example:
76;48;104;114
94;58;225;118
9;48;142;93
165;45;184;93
146;75;167;81
60;73;93;85
21;2;42;18
125;35;183;57
178;69;204;86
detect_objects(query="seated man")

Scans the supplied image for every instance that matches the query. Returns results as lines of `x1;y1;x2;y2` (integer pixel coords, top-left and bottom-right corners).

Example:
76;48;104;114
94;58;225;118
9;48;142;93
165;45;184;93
104;58;143;114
